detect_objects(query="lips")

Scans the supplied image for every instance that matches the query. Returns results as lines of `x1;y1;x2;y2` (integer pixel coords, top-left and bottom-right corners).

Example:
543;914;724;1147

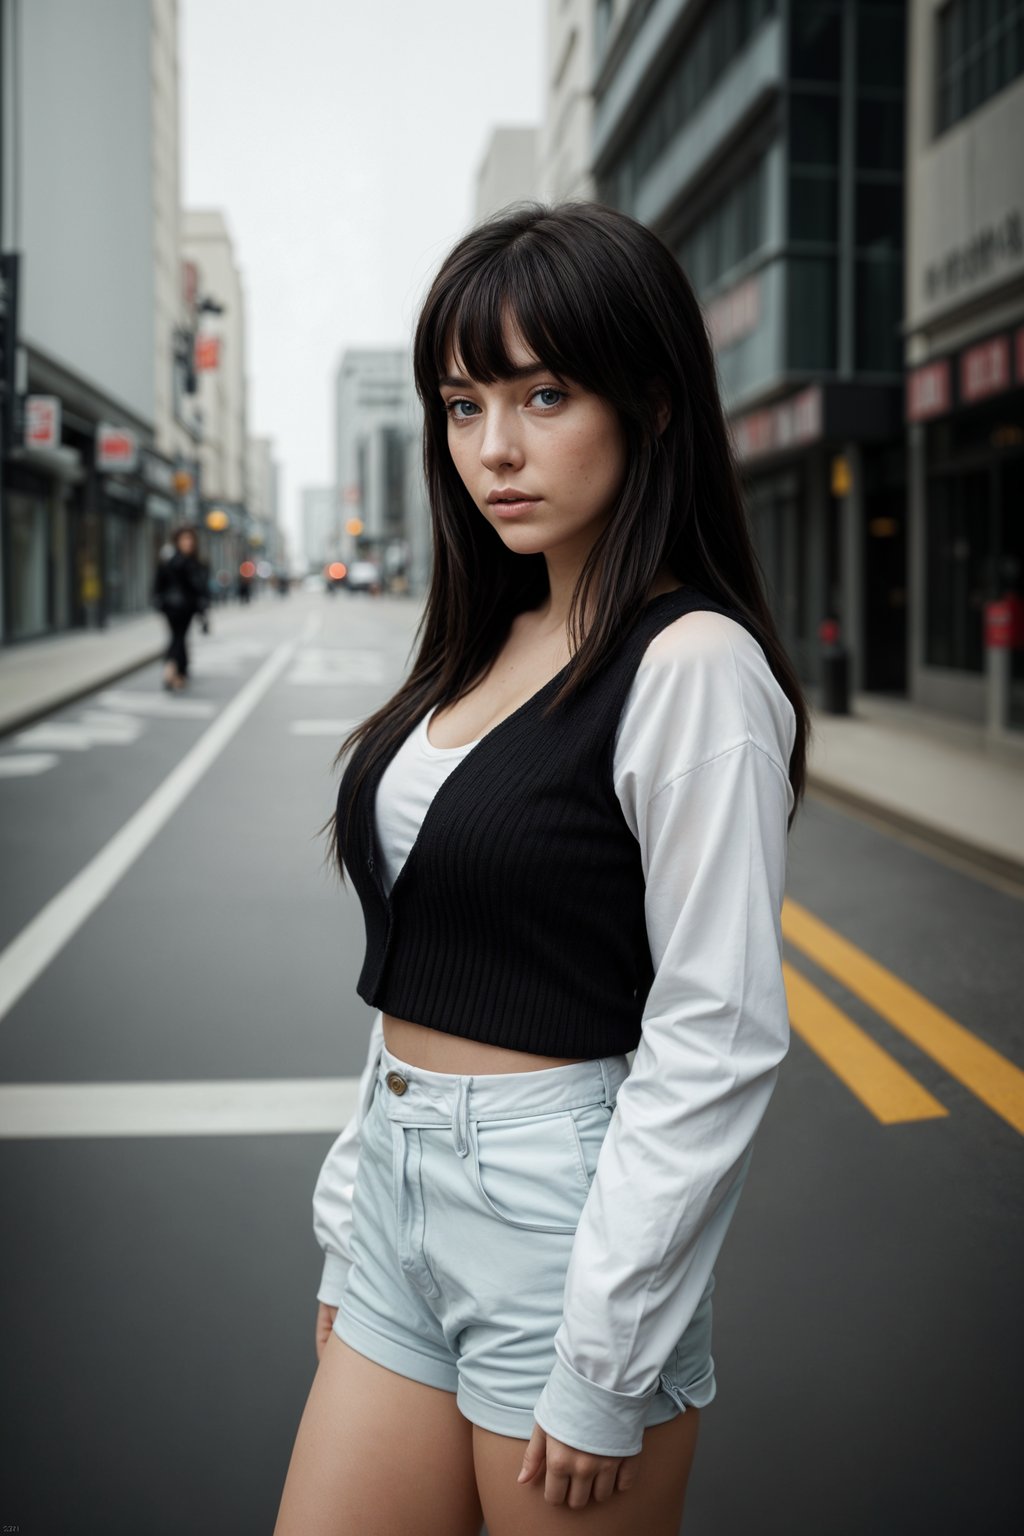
487;488;541;518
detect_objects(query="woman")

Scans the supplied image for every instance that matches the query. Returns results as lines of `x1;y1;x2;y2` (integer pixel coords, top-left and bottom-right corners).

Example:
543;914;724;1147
275;202;809;1536
152;524;208;690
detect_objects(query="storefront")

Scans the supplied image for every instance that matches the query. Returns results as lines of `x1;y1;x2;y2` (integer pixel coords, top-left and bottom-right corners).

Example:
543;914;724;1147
907;322;1024;733
731;381;905;698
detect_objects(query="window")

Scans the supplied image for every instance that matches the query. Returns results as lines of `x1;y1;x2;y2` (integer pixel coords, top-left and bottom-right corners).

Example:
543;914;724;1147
925;468;989;672
936;0;1024;134
854;254;903;371
787;257;837;369
789;0;842;82
598;0;777;199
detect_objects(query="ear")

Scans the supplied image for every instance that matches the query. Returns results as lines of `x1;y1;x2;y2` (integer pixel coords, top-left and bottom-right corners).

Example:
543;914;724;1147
649;380;671;435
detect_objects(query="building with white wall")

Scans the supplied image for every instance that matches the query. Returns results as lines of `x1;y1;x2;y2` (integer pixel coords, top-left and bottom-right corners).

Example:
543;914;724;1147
903;0;1024;738
0;0;195;639
301;485;339;572
333;348;428;593
539;0;597;202
182;209;249;519
474;127;540;222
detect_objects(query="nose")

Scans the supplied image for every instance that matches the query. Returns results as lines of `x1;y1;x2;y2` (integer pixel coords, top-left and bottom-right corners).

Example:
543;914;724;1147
479;403;524;473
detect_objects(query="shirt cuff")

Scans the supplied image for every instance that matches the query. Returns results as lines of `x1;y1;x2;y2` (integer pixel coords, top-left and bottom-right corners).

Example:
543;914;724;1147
533;1353;661;1458
315;1251;352;1308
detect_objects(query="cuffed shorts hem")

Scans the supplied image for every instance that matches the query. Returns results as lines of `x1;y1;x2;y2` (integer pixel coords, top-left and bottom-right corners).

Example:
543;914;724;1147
332;1308;459;1396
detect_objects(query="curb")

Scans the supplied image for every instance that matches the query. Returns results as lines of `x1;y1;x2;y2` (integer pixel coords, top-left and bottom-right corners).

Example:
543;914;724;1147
806;772;1024;894
0;644;166;741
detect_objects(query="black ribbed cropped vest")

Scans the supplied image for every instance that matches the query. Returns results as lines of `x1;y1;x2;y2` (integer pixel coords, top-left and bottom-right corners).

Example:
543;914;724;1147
337;583;764;1058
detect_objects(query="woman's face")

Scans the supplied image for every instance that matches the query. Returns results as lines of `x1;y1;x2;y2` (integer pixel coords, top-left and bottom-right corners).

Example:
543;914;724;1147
440;324;626;565
177;531;196;556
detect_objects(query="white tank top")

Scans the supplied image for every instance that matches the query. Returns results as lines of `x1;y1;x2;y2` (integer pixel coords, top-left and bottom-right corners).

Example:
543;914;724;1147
375;710;479;893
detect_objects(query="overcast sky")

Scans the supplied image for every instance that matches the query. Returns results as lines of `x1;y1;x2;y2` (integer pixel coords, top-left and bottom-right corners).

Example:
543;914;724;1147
180;0;546;556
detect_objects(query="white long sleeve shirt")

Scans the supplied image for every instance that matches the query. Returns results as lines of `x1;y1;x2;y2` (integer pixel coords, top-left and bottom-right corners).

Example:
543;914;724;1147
312;607;796;1456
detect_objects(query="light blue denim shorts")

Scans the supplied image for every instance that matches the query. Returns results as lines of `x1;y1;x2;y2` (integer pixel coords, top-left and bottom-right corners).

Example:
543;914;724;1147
332;1041;717;1443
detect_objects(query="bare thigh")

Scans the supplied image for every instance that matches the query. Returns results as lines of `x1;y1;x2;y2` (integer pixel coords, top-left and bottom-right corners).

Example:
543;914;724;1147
273;1332;484;1536
472;1410;700;1536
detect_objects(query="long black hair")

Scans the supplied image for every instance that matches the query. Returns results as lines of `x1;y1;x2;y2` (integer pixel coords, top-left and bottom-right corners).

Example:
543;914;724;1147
328;201;810;876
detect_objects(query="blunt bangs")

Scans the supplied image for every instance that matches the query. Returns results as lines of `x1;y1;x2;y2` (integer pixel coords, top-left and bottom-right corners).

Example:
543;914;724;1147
417;216;649;411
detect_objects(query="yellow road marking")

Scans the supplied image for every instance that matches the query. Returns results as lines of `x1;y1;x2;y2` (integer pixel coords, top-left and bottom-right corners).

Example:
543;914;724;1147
783;900;1024;1136
783;962;948;1124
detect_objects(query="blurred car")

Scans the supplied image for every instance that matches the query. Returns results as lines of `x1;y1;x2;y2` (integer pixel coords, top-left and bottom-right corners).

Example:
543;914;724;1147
346;560;383;594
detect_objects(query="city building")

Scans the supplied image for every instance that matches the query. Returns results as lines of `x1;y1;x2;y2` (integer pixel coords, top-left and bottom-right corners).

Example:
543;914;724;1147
182;208;250;586
474;126;540;221
333;348;428;593
302;485;340;573
246;433;284;568
904;0;1024;737
540;0;597;201
0;0;199;641
592;0;908;700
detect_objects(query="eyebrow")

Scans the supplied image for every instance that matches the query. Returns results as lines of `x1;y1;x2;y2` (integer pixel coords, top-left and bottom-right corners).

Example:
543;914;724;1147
439;363;553;390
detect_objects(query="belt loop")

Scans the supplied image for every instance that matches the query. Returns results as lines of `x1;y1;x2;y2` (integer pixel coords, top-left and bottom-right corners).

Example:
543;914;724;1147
599;1058;616;1109
452;1076;470;1158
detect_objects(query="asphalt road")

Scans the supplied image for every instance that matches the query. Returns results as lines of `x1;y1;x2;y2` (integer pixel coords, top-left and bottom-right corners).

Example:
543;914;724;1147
1;592;1020;1535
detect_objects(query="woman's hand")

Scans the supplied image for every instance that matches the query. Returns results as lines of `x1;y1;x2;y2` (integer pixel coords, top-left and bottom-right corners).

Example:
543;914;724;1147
517;1423;640;1508
315;1301;338;1363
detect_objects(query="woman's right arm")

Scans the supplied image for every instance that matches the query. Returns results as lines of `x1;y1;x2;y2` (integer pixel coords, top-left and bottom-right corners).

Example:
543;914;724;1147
312;1009;384;1318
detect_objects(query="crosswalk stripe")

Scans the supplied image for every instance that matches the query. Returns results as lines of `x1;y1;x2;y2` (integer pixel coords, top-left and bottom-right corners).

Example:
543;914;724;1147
783;961;948;1124
783;899;1024;1136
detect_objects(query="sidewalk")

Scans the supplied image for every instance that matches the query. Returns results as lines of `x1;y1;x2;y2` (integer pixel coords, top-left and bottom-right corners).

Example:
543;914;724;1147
0;604;254;737
2;617;1022;885
805;689;1024;888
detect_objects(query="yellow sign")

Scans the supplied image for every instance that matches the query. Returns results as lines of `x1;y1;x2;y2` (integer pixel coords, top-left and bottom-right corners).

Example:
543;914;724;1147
205;508;229;532
345;517;364;537
831;455;852;497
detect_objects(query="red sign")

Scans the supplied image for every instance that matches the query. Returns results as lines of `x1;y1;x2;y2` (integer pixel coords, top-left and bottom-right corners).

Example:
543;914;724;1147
96;424;138;473
195;335;220;371
960;335;1011;402
984;594;1024;649
25;395;61;450
906;360;951;421
731;387;823;462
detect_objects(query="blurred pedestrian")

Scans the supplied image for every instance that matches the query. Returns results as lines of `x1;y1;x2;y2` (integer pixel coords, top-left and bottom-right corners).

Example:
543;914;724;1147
275;204;810;1535
152;525;208;691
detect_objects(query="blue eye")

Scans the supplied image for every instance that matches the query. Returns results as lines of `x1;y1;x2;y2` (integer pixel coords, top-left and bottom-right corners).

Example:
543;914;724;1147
531;387;565;409
445;398;479;420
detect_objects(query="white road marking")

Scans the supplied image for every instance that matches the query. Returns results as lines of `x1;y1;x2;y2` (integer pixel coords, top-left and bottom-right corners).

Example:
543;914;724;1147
77;711;145;743
288;648;386;685
96;689;216;719
0;636;299;1024
0;754;59;777
289;719;360;737
0;1077;360;1138
14;724;94;751
15;714;145;751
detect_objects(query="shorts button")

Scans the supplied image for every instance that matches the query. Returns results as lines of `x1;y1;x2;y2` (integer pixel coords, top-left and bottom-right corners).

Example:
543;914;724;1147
385;1071;408;1096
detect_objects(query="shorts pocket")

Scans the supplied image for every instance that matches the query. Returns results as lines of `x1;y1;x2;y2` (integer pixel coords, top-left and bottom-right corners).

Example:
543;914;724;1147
470;1108;603;1234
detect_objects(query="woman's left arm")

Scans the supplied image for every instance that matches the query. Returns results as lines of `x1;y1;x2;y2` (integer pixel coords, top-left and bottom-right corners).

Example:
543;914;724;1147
531;615;797;1463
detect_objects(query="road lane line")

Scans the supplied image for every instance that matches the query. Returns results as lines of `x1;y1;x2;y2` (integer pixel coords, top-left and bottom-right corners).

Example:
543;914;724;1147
783;961;948;1124
0;1077;360;1138
783;899;1024;1135
0;637;298;1026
